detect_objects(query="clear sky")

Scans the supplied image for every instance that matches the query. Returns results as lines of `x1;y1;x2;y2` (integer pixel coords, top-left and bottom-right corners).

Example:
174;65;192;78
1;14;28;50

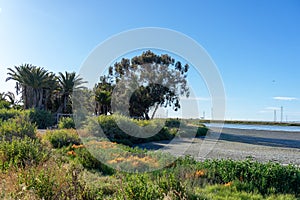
0;0;299;121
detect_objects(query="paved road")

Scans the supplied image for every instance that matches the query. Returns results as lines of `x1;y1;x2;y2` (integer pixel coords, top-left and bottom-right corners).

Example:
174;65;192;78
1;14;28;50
138;127;300;166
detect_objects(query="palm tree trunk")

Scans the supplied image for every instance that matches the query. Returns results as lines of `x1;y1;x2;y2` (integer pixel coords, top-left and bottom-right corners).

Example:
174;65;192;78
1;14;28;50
33;88;39;108
38;89;43;109
22;86;28;109
63;95;68;113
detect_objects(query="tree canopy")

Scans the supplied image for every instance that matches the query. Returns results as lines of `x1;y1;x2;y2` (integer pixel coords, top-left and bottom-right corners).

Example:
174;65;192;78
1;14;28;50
6;64;86;114
94;50;190;119
6;64;56;110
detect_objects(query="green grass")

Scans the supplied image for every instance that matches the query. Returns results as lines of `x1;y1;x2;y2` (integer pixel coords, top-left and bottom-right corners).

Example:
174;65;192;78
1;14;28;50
195;184;298;200
0;115;299;199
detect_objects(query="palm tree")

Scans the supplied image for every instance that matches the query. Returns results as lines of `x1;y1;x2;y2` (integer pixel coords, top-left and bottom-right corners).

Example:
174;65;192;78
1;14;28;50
3;91;16;105
94;76;113;115
56;71;86;113
6;64;56;109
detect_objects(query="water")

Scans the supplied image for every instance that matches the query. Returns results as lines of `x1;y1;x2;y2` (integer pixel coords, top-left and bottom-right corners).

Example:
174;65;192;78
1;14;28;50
204;123;300;132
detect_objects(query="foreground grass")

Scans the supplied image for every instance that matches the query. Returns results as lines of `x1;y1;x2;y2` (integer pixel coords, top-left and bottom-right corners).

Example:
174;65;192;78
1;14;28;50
0;114;299;199
195;184;297;200
1;133;299;199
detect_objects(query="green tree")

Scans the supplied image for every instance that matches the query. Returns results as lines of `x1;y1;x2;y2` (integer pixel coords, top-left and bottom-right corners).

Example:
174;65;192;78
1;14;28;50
96;50;189;119
6;64;56;110
56;71;87;114
94;76;113;115
0;93;11;109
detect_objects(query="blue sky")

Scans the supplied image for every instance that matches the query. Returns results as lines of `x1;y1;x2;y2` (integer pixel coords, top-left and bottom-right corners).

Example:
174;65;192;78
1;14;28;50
0;0;299;121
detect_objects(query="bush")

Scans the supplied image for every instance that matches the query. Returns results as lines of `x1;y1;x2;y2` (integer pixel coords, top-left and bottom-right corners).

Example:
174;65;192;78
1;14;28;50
196;125;209;137
29;109;54;129
165;118;182;128
43;129;81;148
16;162;90;200
0;109;23;121
196;159;300;196
0;136;49;170
0;114;36;140
84;115;175;146
0;100;11;109
72;146;115;175
58;117;75;129
118;172;187;199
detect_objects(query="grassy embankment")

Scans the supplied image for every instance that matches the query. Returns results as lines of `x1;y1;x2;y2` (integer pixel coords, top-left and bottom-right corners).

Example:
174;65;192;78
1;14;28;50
0;110;299;199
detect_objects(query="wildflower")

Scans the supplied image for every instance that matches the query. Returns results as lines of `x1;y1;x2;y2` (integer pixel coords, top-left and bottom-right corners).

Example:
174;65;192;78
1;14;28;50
195;170;205;177
67;150;76;156
224;181;233;187
72;144;84;149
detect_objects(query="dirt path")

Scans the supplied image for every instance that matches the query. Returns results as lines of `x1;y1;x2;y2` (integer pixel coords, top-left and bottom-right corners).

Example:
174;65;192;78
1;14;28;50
137;127;300;166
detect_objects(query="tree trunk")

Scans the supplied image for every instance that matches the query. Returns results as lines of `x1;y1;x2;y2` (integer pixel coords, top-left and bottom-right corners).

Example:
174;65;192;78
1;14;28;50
22;86;28;109
151;103;160;119
38;89;43;109
56;95;64;114
33;88;38;108
145;112;150;120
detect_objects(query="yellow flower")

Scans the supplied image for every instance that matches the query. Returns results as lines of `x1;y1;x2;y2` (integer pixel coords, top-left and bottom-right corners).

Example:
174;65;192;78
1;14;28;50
72;144;85;149
67;150;76;156
195;170;205;177
224;182;233;187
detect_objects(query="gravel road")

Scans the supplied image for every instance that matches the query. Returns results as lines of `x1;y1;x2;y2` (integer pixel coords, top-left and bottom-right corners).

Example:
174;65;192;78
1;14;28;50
137;127;300;166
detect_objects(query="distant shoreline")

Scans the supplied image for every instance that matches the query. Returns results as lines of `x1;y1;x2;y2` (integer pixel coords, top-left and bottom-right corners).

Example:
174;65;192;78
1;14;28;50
198;119;300;126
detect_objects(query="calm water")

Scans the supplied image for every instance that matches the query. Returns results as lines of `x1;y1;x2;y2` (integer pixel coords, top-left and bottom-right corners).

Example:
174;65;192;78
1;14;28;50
204;123;300;132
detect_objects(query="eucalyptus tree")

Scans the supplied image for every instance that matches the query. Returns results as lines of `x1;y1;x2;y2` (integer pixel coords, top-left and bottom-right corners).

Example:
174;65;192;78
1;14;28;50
96;50;190;119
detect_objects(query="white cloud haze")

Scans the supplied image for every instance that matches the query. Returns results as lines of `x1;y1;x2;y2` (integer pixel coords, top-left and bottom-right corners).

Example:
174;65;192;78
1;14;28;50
273;96;298;101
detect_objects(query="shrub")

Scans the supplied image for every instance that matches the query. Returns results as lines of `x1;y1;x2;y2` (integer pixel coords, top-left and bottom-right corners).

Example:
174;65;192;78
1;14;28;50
0;136;49;170
58;117;75;129
0;114;36;140
16;162;91;200
0;100;11;109
84;116;103;137
118;172;187;199
84;115;175;145
165;118;182;128
29;109;54;129
43;129;81;148
196;125;209;137
196;159;300;196
0;109;23;121
72;146;115;175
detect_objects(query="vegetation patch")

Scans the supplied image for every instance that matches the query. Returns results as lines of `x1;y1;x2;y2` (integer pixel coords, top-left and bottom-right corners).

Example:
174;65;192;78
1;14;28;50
58;117;75;129
0;136;48;171
29;109;55;129
0;127;299;199
0;109;24;121
84;115;208;146
0;114;36;140
43;129;81;148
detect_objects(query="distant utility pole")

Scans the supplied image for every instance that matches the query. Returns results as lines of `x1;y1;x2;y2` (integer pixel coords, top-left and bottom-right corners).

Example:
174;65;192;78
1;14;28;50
203;111;205;119
211;107;213;120
274;109;277;122
280;106;283;123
